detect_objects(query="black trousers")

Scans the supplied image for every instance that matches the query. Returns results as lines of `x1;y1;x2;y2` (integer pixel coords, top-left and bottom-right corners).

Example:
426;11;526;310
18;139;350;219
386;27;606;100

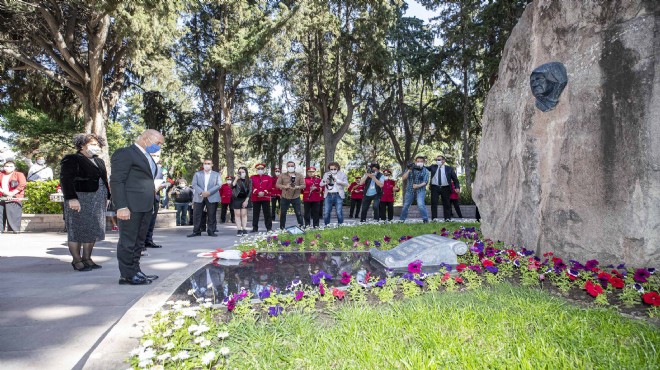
0;201;22;232
430;185;452;220
449;199;463;218
303;201;321;228
193;199;217;234
220;202;235;223
252;200;272;231
379;201;394;221
349;198;362;217
360;195;380;222
145;198;159;244
117;209;152;278
271;197;280;220
280;197;303;229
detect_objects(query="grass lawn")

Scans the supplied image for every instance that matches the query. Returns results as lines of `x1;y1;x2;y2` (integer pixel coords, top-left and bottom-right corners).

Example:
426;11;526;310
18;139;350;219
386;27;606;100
227;283;659;369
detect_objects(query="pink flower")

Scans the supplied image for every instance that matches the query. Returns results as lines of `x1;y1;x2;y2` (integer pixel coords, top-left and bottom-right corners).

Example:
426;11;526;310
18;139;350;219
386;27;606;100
408;260;422;274
340;271;352;285
295;291;304;301
332;288;345;300
319;283;325;296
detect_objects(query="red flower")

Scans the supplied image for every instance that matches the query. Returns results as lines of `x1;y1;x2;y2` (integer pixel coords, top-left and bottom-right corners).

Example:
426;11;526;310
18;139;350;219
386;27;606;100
506;249;517;259
642;292;660;306
597;272;612;281
610;277;624;289
441;272;450;282
456;264;467;272
584;280;603;297
332;287;345;300
552;257;563;265
454;277;464;284
482;259;494;267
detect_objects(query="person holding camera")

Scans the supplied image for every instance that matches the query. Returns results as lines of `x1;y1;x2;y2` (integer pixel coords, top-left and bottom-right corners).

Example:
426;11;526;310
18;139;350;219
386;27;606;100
359;163;385;222
428;155;460;221
379;169;399;221
231;167;252;236
399;155;430;222
171;178;193;226
275;161;305;230
320;161;348;225
303;167;323;228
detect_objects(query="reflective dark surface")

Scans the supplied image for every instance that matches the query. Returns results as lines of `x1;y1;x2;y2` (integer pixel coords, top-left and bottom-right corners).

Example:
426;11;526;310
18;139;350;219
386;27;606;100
171;252;445;302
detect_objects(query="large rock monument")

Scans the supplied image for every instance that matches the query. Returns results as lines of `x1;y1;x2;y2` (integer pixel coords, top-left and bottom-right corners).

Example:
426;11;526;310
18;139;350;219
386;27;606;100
473;0;660;266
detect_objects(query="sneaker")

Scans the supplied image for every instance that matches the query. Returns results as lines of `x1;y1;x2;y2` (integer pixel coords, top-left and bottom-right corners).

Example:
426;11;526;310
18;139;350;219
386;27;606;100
237;230;242;236
111;225;119;231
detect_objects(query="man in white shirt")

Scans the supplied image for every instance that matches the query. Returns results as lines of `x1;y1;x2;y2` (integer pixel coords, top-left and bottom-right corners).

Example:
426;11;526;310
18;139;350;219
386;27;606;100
27;155;54;182
320;161;349;225
427;155;461;221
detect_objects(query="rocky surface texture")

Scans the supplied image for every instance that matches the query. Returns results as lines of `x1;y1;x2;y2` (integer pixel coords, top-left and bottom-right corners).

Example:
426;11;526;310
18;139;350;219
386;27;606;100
474;0;659;266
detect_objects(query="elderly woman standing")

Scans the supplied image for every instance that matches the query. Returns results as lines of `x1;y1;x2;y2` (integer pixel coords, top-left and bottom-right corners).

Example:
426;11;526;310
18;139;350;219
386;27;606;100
0;160;27;233
60;134;110;271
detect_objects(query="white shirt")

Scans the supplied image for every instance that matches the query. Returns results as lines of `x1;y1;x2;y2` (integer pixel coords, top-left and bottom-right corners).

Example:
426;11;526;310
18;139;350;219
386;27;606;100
440;165;449;186
134;143;155;176
27;164;54;181
204;171;211;191
1;173;10;194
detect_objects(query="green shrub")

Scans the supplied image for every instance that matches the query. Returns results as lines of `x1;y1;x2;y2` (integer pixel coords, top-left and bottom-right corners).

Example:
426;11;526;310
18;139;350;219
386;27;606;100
23;180;62;214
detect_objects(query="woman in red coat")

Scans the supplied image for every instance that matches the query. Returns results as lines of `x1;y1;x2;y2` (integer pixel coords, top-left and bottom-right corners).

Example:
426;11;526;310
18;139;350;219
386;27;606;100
0;160;27;233
303;167;323;228
347;177;364;218
450;182;463;218
379;169;399;221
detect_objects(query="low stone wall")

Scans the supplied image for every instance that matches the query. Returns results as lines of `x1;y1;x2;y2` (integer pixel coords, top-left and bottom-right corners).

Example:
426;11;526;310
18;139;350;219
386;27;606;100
18;205;478;232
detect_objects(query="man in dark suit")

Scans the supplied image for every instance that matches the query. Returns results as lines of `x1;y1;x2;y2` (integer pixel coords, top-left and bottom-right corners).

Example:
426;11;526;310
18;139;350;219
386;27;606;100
111;129;165;285
144;150;166;249
427;155;461;221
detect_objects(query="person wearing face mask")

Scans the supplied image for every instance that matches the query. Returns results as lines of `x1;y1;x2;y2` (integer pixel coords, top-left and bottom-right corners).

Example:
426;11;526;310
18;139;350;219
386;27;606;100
303;167;323;228
232;166;252;236
427;155;460;221
319;161;348;225
188;159;221;238
60;134;110;270
275;161;305;230
27;155;54;182
399;155;430;222
270;167;282;220
250;163;273;232
170;178;193;226
359;163;385;222
0;160;27;233
219;176;235;224
347;176;364;218
111;129;165;285
379;169;400;221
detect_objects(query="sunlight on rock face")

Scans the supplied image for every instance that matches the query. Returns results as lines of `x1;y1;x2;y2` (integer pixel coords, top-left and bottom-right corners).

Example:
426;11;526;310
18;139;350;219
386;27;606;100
26;305;93;321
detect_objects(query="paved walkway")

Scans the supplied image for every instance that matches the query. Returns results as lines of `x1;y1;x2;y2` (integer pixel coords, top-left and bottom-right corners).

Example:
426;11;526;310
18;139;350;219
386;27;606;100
0;214;361;370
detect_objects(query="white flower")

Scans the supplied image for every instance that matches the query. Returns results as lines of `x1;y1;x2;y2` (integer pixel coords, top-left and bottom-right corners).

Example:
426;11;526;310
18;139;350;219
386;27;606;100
201;351;216;365
187;289;195;296
138;347;155;361
199;339;211;348
129;347;144;356
196;297;204;303
151;366;164;370
217;331;229;339
138;359;152;368
162;329;173;337
165;300;175;306
219;347;230;356
205;297;213;302
156;352;171;361
201;302;213;308
173;350;189;360
163;342;175;350
142;339;154;347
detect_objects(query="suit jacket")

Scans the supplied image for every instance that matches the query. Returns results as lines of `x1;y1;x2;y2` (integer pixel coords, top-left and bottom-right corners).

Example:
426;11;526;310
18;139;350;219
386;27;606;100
110;144;157;212
192;170;221;203
60;153;110;200
427;164;460;189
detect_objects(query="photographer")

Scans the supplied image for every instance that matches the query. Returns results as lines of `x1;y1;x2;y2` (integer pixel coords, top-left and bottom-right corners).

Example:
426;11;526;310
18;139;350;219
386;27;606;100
359;163;384;222
170;179;193;226
275;161;305;230
320;161;348;225
399;155;430;222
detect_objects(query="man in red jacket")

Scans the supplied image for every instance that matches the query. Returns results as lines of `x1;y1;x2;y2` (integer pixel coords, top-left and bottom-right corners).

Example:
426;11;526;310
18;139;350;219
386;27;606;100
379;169;399;221
303;166;323;228
250;163;273;232
219;175;235;223
347;176;364;218
270;167;281;220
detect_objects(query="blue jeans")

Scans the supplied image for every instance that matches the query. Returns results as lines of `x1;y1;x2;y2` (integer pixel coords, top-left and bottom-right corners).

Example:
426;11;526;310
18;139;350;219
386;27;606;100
399;189;428;221
323;193;344;225
175;202;189;225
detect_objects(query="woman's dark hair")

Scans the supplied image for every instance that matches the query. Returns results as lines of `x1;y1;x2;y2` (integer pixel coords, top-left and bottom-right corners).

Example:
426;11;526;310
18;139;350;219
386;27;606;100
73;133;105;151
4;160;15;165
237;166;249;178
327;161;340;170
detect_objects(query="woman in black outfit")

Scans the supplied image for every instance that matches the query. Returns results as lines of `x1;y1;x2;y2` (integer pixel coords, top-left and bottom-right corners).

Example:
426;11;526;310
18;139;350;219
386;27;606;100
60;134;110;271
232;166;252;236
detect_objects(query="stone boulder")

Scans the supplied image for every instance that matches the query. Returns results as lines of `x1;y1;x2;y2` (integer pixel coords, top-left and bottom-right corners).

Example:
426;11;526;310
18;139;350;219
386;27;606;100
473;0;660;266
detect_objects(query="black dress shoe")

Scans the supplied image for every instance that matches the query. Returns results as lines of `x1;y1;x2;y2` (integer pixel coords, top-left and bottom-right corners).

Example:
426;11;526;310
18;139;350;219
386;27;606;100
208;232;217;237
137;271;159;280
187;233;201;238
119;275;152;285
145;242;163;248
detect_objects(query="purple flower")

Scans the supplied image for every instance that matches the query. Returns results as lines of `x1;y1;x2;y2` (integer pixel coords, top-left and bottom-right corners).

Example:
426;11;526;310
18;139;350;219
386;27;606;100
399;236;407;242
440;263;453;272
340;271;351;285
648;268;656;275
408;260;422;274
633;283;644;293
374;241;381;247
315;233;321;239
311;274;321;285
281;241;291;247
258;289;270;299
237;288;248;300
413;279;424;287
585;260;599;270
352;235;359;242
513;259;521;267
567;268;580;278
634;268;651;283
617;263;626;269
227;296;236;311
402;273;414;281
295;237;304;244
295;291;304;301
485;266;498;274
468;265;482;274
268;305;283;317
291;279;302;287
521;248;535;256
494;256;503;264
375;279;386;287
383;236;391;243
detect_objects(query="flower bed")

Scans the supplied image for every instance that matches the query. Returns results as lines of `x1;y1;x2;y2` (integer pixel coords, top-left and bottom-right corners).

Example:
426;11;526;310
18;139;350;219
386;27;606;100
128;223;659;369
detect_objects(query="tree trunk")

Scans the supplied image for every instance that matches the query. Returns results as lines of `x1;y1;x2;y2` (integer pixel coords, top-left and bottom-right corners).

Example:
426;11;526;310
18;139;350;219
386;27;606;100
462;64;471;191
212;128;220;172
222;106;235;176
82;95;110;165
